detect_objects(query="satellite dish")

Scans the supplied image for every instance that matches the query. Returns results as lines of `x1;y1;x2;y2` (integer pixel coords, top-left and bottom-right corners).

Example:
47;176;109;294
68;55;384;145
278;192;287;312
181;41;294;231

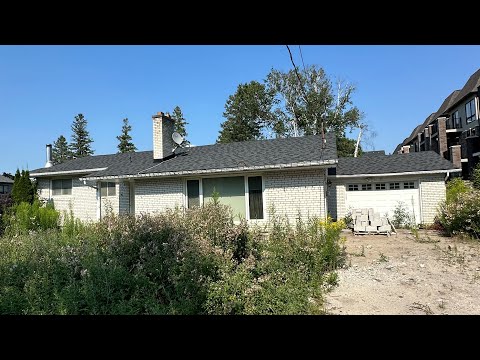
172;132;184;145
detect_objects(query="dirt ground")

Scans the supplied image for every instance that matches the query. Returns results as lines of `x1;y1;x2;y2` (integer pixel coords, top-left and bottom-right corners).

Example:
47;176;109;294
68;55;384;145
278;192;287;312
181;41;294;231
324;229;480;315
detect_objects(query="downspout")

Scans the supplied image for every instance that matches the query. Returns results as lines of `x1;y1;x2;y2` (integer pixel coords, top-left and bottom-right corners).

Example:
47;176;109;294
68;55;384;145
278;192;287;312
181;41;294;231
445;171;450;182
324;168;328;221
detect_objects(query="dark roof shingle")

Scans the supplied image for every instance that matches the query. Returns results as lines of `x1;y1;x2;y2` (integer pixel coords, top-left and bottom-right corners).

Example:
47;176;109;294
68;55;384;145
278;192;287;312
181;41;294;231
31;134;337;178
336;151;457;176
0;175;14;183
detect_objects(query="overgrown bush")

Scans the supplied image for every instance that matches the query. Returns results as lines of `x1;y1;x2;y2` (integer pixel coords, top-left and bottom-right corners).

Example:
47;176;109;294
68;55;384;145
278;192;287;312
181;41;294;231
446;177;470;203
436;186;480;238
3;200;60;235
392;201;414;228
0;203;345;315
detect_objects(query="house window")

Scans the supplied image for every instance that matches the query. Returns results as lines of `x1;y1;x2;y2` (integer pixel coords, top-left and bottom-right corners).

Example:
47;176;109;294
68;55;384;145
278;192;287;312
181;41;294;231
0;185;4;194
466;99;476;123
452;111;461;128
361;184;372;191
186;179;200;208
375;183;386;190
100;182;116;196
203;176;246;220
248;176;264;220
52;179;72;195
403;182;415;189
389;183;400;190
348;184;359;191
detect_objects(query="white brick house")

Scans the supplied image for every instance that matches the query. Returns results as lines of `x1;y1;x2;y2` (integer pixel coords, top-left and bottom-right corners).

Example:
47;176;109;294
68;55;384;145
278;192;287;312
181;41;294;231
31;112;460;225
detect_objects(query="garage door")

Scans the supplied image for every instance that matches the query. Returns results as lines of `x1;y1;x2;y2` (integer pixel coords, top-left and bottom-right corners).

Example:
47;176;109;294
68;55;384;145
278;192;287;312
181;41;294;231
345;181;421;224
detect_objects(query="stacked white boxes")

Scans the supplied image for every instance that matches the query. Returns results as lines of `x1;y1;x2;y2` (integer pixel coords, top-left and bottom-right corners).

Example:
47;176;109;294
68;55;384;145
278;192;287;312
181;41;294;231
352;208;393;234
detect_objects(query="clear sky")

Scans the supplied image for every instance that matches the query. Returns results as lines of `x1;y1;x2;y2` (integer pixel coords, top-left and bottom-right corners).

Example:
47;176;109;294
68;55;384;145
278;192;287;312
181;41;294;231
1;45;479;174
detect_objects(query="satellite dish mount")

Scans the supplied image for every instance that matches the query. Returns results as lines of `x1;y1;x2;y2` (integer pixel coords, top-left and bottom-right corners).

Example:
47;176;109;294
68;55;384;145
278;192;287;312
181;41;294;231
172;132;186;153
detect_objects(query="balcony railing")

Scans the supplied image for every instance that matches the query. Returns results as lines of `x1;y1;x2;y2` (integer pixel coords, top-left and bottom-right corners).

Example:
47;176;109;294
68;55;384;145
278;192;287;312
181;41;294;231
446;117;462;130
431;122;438;135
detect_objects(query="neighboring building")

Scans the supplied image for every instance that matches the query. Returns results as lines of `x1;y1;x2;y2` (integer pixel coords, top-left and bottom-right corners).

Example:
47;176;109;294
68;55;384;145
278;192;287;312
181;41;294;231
30;112;459;225
395;69;480;178
0;175;14;195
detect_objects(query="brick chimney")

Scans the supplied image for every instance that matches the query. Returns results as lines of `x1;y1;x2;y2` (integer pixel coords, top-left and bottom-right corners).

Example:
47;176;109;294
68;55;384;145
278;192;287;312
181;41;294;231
152;111;175;160
449;145;461;168
437;117;448;158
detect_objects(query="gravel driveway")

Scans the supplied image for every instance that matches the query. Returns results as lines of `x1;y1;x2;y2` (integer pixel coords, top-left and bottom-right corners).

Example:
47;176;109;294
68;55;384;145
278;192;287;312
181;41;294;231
325;229;480;315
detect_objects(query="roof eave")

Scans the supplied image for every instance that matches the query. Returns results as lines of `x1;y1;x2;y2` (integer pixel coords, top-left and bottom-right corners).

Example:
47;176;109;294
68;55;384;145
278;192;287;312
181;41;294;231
80;160;338;181
331;169;461;178
30;167;108;177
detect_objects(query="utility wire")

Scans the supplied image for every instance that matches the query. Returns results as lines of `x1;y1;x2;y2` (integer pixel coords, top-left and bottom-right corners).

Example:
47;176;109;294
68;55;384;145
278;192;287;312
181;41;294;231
286;45;325;149
298;45;306;72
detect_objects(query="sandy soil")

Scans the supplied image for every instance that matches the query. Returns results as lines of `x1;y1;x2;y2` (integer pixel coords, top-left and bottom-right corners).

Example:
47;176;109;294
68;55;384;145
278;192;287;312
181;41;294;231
324;229;480;315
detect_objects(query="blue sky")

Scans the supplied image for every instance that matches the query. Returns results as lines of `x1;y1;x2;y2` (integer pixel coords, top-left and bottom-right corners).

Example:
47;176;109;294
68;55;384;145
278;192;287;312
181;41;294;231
1;45;479;174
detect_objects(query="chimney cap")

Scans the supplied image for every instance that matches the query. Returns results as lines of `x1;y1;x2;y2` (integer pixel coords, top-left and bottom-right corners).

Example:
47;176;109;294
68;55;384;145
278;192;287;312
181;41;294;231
152;111;174;121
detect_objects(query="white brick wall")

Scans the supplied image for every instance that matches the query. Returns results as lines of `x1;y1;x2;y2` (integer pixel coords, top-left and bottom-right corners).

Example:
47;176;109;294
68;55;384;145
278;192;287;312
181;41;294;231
327;181;346;220
419;175;446;224
135;177;184;215
264;169;326;223
101;183;119;217
37;178;97;222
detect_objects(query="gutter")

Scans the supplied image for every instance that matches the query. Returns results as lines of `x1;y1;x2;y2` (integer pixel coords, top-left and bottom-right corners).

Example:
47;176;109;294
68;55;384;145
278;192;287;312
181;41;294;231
30;167;108;177
330;169;462;178
80;159;338;181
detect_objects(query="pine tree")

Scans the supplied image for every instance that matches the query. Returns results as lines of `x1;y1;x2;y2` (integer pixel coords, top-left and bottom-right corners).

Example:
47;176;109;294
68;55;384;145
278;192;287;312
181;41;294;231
171;106;188;138
11;169;35;205
52;135;71;164
70;113;94;158
116;118;137;153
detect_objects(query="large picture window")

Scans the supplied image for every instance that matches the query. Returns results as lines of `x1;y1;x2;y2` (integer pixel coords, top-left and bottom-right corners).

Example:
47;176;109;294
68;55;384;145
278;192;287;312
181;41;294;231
248;176;263;219
203;176;246;220
52;179;72;195
100;182;116;196
466;99;476;123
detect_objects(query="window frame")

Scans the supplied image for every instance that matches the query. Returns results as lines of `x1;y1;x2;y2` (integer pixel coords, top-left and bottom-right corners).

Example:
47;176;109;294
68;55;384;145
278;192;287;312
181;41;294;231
361;184;372;191
389;182;400;190
465;99;476;123
375;183;386;190
186;179;201;209
403;182;415;189
183;174;265;221
100;181;116;197
347;184;359;191
52;178;72;196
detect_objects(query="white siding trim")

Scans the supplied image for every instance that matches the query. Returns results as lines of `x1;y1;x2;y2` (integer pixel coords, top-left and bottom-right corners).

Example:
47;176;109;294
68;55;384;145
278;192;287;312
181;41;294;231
31;168;108;177
332;169;461;178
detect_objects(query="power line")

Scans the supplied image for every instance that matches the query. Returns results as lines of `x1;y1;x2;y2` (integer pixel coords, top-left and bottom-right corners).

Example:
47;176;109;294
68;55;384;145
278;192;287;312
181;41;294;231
298;45;306;72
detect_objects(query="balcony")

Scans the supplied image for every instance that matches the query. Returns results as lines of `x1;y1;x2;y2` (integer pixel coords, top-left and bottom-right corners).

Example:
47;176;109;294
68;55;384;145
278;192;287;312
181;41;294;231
446;117;462;131
431;122;438;136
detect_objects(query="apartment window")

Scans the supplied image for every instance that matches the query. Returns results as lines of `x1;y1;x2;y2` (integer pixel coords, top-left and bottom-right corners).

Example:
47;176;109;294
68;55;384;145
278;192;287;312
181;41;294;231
186;180;200;208
100;182;116;196
466;99;476;123
389;183;400;190
52;179;72;195
248;176;264;220
203;176;246;220
403;182;415;189
348;184;359;191
452;111;461;128
361;184;372;191
375;183;386;190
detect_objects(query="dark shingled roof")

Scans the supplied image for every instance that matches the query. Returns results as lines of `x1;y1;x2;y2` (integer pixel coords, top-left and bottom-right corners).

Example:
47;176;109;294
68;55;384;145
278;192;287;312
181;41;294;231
31;134;337;178
362;150;385;157
445;68;480;112
0;175;14;183
336;151;457;176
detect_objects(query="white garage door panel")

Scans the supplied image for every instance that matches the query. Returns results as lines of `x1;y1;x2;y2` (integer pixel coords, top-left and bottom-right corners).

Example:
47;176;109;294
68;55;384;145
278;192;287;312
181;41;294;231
345;189;421;224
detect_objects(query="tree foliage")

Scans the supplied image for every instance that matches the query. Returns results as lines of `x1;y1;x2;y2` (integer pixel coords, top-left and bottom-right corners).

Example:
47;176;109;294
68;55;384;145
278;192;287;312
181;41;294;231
70;114;94;158
217;81;276;143
217;66;366;148
171;106;188;138
337;136;363;158
11;169;36;205
116;118;137;153
52;135;72;164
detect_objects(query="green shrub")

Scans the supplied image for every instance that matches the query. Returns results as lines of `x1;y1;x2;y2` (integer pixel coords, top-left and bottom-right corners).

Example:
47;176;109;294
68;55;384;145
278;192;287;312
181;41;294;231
392;201;414;228
446;177;470;203
4;200;59;235
0;203;345;315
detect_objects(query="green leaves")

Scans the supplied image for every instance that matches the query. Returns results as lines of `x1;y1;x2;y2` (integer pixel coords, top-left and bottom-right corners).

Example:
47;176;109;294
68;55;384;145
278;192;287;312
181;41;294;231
52;135;72;164
171;106;188;138
70;113;94;158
